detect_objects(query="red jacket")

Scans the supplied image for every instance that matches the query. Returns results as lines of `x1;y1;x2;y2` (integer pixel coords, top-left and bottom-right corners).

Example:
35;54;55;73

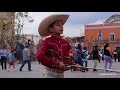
36;35;73;68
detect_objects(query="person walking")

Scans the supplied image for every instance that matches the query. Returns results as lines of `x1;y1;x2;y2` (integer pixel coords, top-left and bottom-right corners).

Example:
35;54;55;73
1;46;8;70
103;43;113;71
117;47;120;62
91;45;99;71
7;50;16;71
113;50;117;62
74;44;85;72
81;47;89;71
19;45;32;71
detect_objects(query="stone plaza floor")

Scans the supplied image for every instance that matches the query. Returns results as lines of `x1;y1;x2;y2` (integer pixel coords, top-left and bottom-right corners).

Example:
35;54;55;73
0;60;120;78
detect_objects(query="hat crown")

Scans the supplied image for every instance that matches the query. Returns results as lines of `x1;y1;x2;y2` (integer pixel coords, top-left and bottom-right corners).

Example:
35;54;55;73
38;14;69;37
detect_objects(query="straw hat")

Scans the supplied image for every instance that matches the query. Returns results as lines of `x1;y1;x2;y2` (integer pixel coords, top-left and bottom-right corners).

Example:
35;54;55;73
38;14;69;37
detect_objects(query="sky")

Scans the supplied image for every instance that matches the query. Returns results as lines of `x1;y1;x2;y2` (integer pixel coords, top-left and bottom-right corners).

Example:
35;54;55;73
22;12;120;37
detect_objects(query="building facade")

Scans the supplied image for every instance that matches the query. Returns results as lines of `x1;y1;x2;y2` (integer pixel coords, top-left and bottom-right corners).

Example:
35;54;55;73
84;14;120;52
21;34;42;45
85;23;120;52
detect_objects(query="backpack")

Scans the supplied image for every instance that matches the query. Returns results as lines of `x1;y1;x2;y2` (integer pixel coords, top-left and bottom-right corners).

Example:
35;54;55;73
81;50;88;59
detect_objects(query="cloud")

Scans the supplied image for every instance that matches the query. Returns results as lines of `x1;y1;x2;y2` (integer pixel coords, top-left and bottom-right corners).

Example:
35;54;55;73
22;12;67;35
86;18;106;25
22;12;120;37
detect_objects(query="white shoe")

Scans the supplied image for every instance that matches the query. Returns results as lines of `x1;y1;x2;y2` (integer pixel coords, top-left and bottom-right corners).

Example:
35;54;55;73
107;69;111;71
13;69;16;71
7;69;9;71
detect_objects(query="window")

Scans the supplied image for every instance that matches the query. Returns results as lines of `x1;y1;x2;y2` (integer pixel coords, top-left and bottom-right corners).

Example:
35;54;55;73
110;33;115;41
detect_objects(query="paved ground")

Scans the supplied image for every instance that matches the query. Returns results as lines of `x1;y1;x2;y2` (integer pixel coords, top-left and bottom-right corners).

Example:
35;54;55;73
0;60;120;78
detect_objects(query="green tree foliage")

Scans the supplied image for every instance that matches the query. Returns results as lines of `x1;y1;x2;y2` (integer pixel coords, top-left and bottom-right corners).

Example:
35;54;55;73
15;12;34;40
0;12;15;49
0;12;34;49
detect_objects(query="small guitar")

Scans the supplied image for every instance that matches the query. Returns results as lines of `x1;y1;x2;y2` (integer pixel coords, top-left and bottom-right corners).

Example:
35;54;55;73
45;49;86;71
45;49;74;65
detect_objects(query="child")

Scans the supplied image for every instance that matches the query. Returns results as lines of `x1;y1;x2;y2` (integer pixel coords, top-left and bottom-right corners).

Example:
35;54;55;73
36;14;80;78
14;49;17;61
82;47;89;71
7;50;16;71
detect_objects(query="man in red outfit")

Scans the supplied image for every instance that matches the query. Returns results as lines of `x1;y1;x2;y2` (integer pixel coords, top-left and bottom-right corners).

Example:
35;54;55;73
36;14;80;78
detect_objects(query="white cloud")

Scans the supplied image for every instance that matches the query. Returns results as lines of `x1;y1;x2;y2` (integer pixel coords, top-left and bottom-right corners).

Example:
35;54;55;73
22;12;67;35
22;12;107;37
87;19;105;25
63;23;84;37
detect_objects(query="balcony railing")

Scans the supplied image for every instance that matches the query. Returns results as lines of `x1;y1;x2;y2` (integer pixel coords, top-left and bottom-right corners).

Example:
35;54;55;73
93;39;120;44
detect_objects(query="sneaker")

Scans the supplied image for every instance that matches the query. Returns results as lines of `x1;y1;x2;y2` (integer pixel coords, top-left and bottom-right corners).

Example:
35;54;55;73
86;68;89;71
81;70;85;72
107;69;111;71
7;69;9;71
93;69;97;71
104;69;107;72
13;69;16;71
19;69;22;71
28;69;32;71
81;68;85;72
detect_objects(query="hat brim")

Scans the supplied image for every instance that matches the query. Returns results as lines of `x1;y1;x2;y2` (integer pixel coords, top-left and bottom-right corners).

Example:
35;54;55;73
38;14;69;37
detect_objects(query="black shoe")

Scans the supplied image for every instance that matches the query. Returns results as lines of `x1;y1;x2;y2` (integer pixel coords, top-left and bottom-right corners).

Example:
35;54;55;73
28;69;32;71
81;69;85;72
73;67;76;71
81;68;85;72
93;69;97;71
86;68;89;71
19;69;22;71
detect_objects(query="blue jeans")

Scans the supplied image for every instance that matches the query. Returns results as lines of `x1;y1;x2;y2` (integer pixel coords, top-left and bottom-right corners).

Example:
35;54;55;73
1;56;7;69
104;55;112;69
74;56;83;66
20;60;31;70
82;59;88;67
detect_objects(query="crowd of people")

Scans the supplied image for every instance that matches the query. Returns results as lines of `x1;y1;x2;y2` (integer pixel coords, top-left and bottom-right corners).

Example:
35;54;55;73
0;40;116;73
69;42;118;72
0;41;37;71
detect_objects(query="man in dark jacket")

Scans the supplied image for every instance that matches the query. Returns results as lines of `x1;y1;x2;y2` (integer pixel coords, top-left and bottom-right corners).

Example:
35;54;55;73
91;45;99;71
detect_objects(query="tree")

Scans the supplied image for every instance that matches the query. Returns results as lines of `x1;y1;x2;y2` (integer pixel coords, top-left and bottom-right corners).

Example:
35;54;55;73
15;12;34;40
0;12;34;50
0;12;15;49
